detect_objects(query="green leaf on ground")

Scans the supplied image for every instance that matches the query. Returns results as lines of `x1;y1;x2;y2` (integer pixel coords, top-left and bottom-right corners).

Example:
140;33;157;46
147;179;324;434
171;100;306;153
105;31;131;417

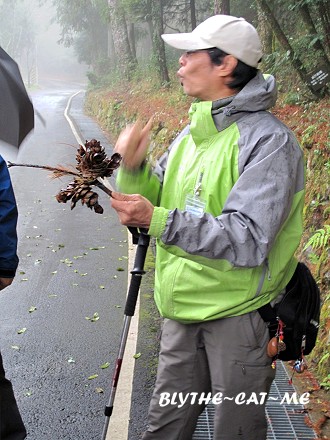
100;362;110;369
86;312;99;322
88;374;98;380
17;328;27;334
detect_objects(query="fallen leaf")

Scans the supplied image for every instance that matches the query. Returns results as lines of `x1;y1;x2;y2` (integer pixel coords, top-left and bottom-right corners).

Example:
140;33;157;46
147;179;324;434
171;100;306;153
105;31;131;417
95;387;104;393
17;328;27;334
86;312;99;322
100;362;110;369
88;374;98;380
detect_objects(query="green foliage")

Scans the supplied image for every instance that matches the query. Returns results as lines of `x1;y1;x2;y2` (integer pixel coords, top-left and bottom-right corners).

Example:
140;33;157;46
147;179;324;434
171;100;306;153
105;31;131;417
303;226;330;251
320;374;330;391
51;0;109;69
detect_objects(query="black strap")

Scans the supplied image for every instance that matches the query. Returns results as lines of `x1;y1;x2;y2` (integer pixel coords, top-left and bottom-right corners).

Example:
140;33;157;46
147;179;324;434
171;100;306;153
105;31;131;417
258;303;278;338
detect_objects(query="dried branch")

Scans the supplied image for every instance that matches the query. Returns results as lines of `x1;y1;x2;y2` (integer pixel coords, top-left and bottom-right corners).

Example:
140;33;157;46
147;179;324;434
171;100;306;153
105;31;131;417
8;139;121;214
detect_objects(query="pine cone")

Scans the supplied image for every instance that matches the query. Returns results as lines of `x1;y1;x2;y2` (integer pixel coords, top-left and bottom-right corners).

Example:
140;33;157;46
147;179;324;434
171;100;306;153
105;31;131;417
56;181;104;214
76;139;121;180
55;139;121;214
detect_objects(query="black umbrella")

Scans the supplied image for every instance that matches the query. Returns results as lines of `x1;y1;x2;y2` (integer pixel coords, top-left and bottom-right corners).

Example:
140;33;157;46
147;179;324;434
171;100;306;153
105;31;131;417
0;46;34;147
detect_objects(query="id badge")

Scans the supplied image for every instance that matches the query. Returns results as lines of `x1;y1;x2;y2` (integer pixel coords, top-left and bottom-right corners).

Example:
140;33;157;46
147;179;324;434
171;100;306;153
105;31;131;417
185;194;206;217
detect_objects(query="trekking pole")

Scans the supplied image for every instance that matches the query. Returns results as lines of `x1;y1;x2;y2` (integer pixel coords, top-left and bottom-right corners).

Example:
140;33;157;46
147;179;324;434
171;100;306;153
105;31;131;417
101;227;150;440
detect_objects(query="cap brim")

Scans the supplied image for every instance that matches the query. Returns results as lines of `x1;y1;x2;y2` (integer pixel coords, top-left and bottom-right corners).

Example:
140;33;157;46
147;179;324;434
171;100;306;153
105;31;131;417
161;33;213;51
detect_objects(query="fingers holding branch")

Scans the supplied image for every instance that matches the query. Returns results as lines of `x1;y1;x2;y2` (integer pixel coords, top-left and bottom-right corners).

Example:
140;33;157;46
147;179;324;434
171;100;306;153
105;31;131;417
110;191;154;229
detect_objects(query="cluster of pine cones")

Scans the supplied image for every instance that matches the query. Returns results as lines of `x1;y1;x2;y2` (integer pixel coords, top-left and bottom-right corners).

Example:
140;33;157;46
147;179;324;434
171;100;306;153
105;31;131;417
56;139;121;214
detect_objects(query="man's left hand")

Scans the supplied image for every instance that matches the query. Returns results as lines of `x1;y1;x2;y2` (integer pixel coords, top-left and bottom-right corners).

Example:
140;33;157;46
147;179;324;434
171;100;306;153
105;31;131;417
110;191;154;229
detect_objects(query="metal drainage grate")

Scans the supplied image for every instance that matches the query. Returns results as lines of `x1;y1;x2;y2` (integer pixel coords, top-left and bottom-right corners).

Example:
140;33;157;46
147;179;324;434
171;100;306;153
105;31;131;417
193;362;317;440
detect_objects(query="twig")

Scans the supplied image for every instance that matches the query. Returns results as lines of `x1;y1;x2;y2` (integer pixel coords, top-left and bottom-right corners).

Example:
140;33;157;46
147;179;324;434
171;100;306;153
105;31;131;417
95;181;113;197
7;162;80;177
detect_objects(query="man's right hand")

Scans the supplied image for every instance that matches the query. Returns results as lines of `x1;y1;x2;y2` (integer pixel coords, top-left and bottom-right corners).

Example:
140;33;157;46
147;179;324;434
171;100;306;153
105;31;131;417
0;277;14;290
114;118;153;170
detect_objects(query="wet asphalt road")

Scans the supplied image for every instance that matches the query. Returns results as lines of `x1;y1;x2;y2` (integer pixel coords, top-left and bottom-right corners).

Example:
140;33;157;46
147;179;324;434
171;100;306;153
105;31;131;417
0;80;130;439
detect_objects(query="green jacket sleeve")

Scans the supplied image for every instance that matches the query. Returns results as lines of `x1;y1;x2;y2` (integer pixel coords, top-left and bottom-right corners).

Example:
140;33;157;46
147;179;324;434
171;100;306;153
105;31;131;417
116;162;162;206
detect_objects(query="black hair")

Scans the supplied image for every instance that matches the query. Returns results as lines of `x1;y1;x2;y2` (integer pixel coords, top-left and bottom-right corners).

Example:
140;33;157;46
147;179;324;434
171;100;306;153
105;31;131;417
207;47;258;91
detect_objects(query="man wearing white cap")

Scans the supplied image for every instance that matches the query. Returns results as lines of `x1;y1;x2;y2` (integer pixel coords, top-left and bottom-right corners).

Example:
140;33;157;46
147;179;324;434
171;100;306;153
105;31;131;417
111;15;304;439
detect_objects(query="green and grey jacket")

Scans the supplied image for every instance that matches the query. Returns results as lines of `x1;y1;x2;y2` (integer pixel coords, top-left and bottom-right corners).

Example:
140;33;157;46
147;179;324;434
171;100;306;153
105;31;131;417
117;72;305;323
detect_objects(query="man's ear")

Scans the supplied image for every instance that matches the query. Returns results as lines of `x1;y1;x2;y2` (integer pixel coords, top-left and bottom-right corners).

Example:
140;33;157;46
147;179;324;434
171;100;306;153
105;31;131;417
217;55;238;77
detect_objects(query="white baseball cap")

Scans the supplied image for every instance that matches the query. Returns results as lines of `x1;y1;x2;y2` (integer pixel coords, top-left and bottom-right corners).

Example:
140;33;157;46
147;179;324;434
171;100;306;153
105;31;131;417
161;15;262;68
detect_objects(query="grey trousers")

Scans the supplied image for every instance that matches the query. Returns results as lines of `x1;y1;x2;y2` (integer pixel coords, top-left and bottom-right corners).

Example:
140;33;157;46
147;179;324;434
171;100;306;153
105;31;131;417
142;311;275;440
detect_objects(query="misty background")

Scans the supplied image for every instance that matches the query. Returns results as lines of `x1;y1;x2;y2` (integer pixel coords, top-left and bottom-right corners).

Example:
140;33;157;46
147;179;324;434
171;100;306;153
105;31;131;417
0;0;88;86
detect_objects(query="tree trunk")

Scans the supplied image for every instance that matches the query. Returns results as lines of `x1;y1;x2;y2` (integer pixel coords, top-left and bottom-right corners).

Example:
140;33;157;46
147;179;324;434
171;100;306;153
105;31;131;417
152;0;170;85
214;0;230;15
107;25;116;66
108;0;136;80
255;0;325;99
299;3;330;69
317;1;330;52
190;0;196;30
257;3;272;66
128;22;137;60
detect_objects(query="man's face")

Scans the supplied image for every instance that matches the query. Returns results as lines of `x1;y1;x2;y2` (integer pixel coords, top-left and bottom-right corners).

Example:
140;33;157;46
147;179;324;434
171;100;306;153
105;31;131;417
177;50;224;101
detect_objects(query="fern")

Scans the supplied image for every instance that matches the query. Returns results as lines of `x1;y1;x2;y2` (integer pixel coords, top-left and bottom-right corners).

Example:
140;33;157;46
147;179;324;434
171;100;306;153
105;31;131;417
303;225;330;251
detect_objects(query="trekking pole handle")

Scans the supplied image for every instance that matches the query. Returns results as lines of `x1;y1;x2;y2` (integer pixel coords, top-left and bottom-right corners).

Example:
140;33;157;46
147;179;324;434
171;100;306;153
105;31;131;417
124;228;150;317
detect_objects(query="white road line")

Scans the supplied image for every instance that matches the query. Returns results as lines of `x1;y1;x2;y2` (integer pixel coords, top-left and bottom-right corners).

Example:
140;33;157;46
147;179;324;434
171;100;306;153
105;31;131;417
64;91;85;145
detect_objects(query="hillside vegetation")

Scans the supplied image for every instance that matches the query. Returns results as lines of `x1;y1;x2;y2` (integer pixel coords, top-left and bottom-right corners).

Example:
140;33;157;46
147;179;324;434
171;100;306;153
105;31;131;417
84;74;330;391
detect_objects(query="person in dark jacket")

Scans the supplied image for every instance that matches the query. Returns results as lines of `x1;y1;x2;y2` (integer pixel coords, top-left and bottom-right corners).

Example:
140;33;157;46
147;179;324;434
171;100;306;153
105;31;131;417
0;154;27;439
